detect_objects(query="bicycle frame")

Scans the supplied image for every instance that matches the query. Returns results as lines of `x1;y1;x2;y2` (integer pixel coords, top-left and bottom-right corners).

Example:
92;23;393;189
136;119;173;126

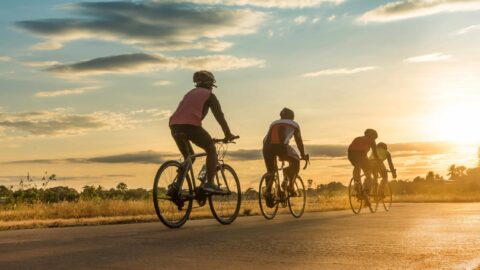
174;137;236;201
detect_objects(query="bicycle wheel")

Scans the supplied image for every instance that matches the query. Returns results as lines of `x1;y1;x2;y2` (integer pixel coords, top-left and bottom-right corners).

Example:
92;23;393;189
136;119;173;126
379;181;393;211
153;161;193;229
209;164;241;225
368;182;379;214
258;173;279;220
288;175;306;218
348;177;363;214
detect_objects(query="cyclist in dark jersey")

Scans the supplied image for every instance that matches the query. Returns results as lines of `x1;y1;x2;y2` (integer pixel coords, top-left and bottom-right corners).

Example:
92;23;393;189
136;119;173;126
348;129;380;203
169;71;236;193
263;108;308;200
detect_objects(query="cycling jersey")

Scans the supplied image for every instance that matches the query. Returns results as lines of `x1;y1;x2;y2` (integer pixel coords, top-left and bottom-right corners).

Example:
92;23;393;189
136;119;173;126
169;87;231;136
369;148;388;161
264;119;301;145
348;136;375;153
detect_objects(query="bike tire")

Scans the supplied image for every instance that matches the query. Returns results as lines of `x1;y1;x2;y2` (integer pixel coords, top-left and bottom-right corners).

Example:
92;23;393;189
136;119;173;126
348;177;363;214
381;181;393;211
288;175;306;218
258;173;279;220
209;164;241;225
153;160;193;229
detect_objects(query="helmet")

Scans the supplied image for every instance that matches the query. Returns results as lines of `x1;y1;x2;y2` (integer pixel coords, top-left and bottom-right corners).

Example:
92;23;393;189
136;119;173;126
193;70;216;87
280;107;294;120
364;128;378;139
377;142;387;150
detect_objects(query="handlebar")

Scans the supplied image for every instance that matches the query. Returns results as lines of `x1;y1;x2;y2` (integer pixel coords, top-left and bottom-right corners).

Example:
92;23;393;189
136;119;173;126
302;154;310;170
213;135;240;144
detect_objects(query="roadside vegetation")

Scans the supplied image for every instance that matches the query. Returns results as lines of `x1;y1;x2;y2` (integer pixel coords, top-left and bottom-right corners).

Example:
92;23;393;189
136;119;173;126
1;164;480;230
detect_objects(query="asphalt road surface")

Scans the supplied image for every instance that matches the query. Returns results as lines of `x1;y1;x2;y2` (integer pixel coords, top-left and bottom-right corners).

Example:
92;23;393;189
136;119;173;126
1;203;480;270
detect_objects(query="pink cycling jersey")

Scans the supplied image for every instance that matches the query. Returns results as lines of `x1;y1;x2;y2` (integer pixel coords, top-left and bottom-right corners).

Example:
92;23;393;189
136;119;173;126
169;87;212;126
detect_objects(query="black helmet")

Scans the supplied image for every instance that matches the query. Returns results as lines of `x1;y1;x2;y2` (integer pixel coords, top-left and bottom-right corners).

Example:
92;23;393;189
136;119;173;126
280;107;294;120
377;142;387;150
364;128;378;139
193;70;216;87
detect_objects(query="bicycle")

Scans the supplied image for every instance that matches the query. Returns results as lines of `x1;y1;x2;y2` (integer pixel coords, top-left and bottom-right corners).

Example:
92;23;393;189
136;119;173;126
348;170;393;214
153;134;241;228
258;155;310;220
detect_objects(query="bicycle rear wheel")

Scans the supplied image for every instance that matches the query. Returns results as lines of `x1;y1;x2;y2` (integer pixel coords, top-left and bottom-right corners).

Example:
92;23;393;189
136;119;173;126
348;177;363;214
288;175;306;218
258;173;279;220
379;181;393;211
153;161;193;229
368;182;379;213
209;164;241;225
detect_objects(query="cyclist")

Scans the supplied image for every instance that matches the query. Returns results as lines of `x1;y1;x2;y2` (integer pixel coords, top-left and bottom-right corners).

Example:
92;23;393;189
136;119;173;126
369;142;397;195
262;108;308;204
348;129;380;205
169;70;236;194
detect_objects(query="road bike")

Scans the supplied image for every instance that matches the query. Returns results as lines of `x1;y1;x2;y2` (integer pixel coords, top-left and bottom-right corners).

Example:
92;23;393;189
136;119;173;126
348;170;393;214
153;134;241;228
258;155;310;220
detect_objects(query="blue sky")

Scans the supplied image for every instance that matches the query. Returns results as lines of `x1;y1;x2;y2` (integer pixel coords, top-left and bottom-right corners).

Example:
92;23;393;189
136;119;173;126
1;0;480;188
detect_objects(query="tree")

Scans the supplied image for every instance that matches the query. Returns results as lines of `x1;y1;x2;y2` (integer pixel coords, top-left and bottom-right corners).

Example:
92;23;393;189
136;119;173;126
116;182;128;191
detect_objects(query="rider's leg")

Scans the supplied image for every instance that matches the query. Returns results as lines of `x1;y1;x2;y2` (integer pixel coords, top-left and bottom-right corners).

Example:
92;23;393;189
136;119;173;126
170;125;195;160
186;126;218;187
282;146;300;192
378;163;388;197
360;155;373;195
262;145;276;192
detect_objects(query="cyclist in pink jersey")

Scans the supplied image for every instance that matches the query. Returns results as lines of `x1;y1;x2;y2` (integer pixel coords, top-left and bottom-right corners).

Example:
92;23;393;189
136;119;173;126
169;71;236;193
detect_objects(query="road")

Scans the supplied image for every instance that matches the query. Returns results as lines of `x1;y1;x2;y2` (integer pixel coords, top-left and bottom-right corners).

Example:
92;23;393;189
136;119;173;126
1;203;480;270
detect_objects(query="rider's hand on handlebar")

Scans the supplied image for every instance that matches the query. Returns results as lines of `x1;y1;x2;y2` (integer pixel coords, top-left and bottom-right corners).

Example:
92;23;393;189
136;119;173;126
392;169;397;179
223;133;239;142
302;154;310;161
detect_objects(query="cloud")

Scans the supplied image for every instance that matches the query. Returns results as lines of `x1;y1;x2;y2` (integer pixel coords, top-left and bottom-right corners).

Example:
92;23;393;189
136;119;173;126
0;108;169;138
359;0;480;23
456;24;480;34
15;1;266;52
0;56;12;62
0;109;132;137
4;141;456;164
302;66;378;77
404;53;451;63
87;151;171;164
35;86;99;97
45;53;264;77
294;16;308;24
168;0;344;8
153;80;172;86
23;61;61;67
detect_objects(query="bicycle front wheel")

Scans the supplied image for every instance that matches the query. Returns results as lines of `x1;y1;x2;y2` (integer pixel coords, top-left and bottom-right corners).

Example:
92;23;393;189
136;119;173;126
258;173;279;220
153;161;193;229
379;181;392;211
209;164;241;225
348;178;363;214
288;175;306;218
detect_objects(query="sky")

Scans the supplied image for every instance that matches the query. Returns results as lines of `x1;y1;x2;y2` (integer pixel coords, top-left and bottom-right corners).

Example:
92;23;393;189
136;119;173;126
1;0;480;190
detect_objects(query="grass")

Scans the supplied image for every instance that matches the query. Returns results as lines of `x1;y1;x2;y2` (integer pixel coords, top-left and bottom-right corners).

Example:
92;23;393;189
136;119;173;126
1;194;479;230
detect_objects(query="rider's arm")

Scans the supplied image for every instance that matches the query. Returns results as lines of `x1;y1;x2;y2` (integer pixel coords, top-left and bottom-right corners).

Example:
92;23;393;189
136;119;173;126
371;139;380;161
386;151;396;178
206;94;232;137
294;128;306;158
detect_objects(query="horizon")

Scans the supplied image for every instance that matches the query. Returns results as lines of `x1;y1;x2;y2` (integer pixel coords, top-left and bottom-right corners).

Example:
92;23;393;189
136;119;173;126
1;0;480;189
